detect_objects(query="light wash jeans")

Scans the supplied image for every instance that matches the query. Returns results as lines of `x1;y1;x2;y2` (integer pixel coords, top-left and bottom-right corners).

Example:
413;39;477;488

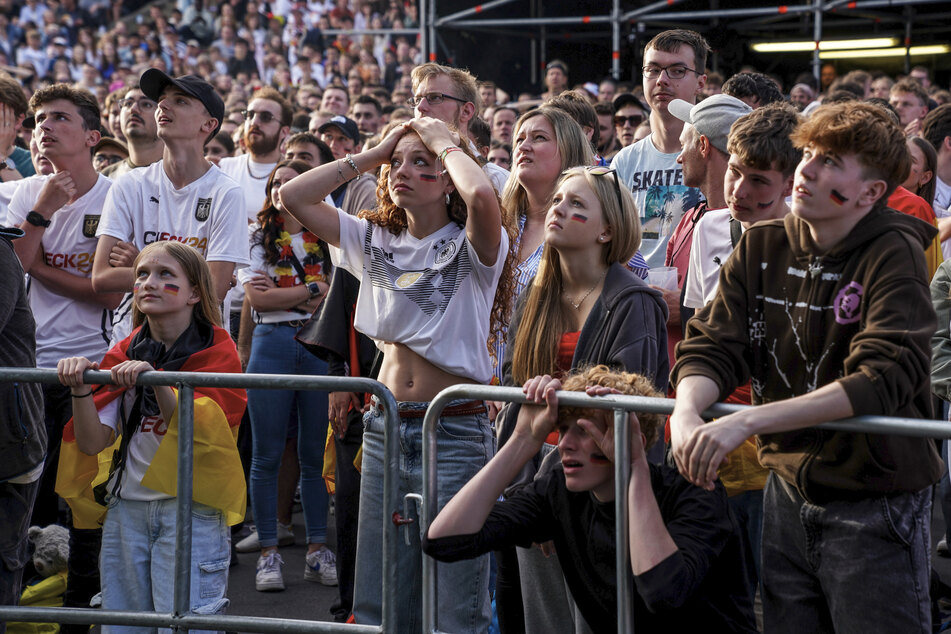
100;497;230;634
247;322;330;547
351;399;493;633
761;472;932;634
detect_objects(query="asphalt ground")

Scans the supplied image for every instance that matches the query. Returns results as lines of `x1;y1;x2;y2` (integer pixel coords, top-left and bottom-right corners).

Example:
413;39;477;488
76;487;951;632
223;505;341;628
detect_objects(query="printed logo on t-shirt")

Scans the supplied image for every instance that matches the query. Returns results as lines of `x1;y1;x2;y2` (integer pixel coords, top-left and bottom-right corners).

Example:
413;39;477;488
368;241;471;316
45;250;95;273
396;271;422;288
143;231;209;256
140;414;168;435
195;197;211;222
149;195;159;204
82;215;100;238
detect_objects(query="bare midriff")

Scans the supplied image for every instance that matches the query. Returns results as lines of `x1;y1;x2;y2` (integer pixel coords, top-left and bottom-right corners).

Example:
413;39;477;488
377;342;478;402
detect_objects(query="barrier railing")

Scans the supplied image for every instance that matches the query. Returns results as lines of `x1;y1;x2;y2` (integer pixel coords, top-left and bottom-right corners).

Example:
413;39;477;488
0;367;399;634
420;384;951;634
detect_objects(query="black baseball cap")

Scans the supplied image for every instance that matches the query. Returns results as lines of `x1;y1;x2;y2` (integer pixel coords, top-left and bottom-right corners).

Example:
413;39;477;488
140;69;225;136
318;115;361;145
613;92;650;115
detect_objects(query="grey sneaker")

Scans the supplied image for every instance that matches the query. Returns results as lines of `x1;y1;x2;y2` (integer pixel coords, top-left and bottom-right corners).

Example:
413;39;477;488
304;547;338;586
255;552;285;592
236;522;295;553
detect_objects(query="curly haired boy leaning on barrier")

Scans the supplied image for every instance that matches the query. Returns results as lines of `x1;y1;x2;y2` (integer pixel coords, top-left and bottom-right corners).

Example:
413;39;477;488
424;365;756;633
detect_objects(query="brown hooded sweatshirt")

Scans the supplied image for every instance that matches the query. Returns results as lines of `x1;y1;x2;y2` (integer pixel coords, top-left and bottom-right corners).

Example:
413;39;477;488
672;205;944;504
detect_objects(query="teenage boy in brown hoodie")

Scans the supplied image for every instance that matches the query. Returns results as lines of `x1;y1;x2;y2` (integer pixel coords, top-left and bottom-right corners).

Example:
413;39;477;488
669;101;944;632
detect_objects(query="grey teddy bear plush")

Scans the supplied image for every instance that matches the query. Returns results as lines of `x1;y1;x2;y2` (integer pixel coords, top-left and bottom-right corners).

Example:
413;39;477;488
28;525;70;578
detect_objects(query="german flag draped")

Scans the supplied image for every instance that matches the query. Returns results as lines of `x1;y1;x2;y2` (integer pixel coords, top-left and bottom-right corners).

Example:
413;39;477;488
55;325;247;528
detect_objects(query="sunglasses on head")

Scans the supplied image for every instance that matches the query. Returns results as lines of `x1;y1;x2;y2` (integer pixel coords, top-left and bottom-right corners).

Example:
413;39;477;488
583;165;625;217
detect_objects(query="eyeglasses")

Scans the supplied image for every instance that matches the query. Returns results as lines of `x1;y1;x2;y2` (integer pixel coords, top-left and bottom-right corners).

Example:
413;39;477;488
242;109;279;124
118;97;157;111
407;92;468;107
614;114;644;128
584;166;626;217
642;64;701;80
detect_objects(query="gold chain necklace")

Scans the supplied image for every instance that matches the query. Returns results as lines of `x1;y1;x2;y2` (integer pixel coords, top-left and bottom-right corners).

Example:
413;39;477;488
563;269;607;310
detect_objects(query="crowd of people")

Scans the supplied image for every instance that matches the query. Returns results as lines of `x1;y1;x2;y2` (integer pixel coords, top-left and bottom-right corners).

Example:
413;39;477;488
1;1;951;632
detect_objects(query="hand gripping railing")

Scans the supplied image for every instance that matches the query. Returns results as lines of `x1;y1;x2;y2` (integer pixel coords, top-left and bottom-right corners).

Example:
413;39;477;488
420;384;951;634
0;367;399;634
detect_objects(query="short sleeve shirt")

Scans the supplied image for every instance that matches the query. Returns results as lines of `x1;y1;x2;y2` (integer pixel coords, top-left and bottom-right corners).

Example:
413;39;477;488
7;174;114;367
330;209;508;384
613;135;704;268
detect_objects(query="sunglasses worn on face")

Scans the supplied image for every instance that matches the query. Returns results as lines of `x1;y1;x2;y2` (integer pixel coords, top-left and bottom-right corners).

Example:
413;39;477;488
243;109;279;124
614;114;644;127
407;92;468;107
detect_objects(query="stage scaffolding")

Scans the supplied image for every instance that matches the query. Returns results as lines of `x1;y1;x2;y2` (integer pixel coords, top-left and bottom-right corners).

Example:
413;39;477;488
419;0;951;86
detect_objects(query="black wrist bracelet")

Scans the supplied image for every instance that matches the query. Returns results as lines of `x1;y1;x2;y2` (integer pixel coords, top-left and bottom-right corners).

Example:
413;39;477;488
71;390;93;398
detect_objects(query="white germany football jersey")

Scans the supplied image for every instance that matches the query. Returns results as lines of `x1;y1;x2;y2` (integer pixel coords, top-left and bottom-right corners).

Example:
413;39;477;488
97;160;250;342
7;173;113;368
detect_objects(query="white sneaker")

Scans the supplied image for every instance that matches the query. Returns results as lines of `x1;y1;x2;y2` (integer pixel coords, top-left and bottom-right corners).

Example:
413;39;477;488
255;551;285;592
304;547;338;586
235;522;295;553
938;538;950;558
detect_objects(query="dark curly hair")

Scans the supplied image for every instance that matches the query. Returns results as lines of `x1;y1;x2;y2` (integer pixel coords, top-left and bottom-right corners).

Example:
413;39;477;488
254;159;318;265
358;124;518;361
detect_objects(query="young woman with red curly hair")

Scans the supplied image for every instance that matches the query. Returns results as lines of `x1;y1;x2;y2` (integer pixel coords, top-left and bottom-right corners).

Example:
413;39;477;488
281;116;516;633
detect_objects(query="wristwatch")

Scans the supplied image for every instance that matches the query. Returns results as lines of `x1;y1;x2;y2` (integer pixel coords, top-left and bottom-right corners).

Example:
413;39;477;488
306;281;322;299
26;210;51;227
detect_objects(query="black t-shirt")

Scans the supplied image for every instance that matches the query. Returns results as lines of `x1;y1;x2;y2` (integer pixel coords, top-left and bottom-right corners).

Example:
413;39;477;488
423;463;756;633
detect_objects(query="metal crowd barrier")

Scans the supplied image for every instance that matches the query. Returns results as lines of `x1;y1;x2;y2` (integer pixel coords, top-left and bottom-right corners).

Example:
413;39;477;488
0;367;399;634
420;384;951;634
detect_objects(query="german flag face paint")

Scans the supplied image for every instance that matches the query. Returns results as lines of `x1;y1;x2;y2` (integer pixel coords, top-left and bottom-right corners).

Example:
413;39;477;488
133;282;142;294
570;213;588;224
163;284;180;296
830;189;848;206
419;173;438;182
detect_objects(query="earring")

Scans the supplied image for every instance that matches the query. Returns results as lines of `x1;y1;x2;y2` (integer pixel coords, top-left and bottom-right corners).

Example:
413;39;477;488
446;193;451;205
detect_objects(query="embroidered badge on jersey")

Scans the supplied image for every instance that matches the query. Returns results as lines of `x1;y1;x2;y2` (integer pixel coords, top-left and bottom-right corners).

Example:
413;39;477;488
434;240;456;264
195;197;211;221
82;215;100;238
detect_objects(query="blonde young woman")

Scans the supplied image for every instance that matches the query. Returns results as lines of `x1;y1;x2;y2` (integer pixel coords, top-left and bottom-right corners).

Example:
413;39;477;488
496;166;668;633
494;107;649;381
280;116;515;633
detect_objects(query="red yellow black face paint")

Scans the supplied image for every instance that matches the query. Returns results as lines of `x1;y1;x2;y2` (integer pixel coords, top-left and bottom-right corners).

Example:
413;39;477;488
419;173;438;182
133;282;142;294
163;284;180;296
830;189;848;206
570;213;588;224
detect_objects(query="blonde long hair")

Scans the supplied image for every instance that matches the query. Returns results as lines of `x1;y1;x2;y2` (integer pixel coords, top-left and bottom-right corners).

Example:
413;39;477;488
510;167;641;384
131;241;223;328
500;107;594;230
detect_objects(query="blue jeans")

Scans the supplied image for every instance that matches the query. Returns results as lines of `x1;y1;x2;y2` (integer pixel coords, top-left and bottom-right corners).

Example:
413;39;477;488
100;497;230;634
247;322;330;547
352;399;493;633
761;472;931;634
